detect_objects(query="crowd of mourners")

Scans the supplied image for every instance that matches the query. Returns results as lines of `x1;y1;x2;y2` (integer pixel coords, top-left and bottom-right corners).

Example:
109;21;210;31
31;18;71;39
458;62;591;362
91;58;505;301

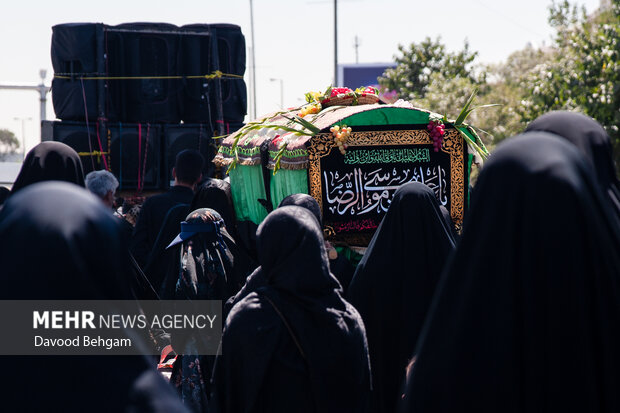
0;111;619;413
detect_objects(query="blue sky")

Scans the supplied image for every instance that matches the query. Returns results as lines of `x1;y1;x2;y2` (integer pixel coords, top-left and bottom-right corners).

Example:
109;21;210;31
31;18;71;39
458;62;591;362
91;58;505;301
0;0;601;154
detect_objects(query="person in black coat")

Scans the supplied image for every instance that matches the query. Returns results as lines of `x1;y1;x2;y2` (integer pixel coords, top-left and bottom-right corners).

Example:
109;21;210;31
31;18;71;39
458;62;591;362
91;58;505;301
0;181;188;413
346;182;456;413
131;149;204;268
400;133;620;413
211;206;371;413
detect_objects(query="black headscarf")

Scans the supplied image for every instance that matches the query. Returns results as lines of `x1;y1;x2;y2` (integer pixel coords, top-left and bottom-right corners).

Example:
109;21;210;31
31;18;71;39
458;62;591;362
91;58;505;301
190;178;237;235
526;111;620;223
346;181;455;413
171;208;240;300
212;206;371;413
0;182;187;412
161;208;247;301
280;192;358;292
190;178;257;278
10;141;85;195
400;133;620;413
223;193;325;318
278;193;322;224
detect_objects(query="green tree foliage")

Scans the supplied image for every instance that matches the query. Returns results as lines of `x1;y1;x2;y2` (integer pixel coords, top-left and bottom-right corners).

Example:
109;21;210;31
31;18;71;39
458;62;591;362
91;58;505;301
521;0;620;162
402;45;549;148
378;37;546;148
475;44;552;144
0;129;20;161
378;37;480;101
379;1;619;166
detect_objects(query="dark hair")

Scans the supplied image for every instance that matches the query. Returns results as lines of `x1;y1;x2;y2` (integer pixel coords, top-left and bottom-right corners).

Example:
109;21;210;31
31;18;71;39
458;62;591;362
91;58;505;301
175;150;205;184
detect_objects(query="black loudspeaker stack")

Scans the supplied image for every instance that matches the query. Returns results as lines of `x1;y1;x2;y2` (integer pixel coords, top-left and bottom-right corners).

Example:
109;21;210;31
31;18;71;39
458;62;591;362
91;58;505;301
48;22;247;190
41;121;246;191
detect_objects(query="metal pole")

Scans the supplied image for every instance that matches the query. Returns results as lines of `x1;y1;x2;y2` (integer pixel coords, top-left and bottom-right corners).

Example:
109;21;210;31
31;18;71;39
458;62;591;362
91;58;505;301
249;0;257;119
334;0;338;86
38;69;47;122
1;71;50;142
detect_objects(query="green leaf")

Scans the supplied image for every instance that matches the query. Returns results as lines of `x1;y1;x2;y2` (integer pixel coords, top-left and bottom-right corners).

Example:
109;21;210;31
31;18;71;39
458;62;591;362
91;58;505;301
272;142;289;175
471;103;502;110
470;125;494;139
282;115;321;134
454;88;478;125
262;124;315;136
457;126;489;159
324;86;333;99
226;158;237;174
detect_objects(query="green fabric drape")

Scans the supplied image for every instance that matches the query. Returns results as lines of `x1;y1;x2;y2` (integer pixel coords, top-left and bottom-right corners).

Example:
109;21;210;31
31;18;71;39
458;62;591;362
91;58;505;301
229;165;268;224
270;169;309;210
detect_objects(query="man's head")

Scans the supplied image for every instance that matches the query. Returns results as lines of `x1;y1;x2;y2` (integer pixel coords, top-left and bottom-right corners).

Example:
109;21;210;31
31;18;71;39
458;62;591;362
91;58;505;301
85;170;119;209
173;149;205;188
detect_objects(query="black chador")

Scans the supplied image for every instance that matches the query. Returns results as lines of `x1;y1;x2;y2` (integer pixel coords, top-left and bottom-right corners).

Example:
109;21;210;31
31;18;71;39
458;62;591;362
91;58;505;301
211;206;371;413
10;141;84;195
400;133;620;413
347;181;455;413
526;111;620;227
0;182;187;412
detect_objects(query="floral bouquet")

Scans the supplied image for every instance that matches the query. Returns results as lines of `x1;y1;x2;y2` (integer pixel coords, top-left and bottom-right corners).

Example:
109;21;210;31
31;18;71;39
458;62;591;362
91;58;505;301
304;86;380;108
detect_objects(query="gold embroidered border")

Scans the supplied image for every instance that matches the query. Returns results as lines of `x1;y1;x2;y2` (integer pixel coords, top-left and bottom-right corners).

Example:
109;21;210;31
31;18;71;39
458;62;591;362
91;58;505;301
307;129;465;242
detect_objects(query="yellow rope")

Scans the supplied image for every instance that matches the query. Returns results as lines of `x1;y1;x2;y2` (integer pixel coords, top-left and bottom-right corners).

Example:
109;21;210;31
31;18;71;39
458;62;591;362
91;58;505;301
77;150;109;157
54;70;243;80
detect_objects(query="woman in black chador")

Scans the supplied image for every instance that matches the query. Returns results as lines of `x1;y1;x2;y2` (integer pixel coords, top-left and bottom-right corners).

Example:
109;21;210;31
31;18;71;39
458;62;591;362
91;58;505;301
346;181;456;413
211;206;371;413
526;111;620;225
0;182;187;412
400;133;620;413
10;141;85;195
